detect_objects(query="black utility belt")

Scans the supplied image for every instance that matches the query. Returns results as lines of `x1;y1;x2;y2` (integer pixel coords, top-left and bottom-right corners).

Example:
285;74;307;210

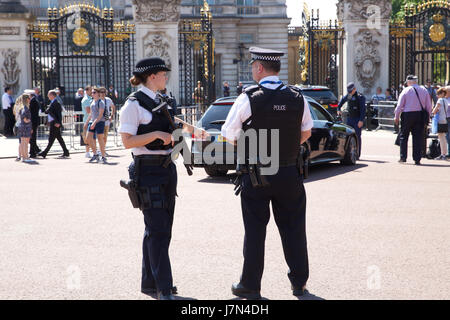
133;154;171;166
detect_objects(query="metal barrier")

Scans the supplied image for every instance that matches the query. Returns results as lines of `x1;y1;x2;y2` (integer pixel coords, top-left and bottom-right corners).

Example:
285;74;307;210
177;105;202;125
33;103;204;154
36;105;123;153
371;101;397;130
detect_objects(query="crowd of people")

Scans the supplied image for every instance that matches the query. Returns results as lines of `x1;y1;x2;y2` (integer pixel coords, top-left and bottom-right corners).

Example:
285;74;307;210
2;84;119;164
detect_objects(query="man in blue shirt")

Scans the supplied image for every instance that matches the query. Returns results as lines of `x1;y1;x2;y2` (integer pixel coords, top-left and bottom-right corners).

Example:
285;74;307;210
337;83;366;158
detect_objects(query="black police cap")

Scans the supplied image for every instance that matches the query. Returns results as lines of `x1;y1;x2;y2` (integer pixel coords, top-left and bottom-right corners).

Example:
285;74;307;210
249;47;284;64
133;57;170;76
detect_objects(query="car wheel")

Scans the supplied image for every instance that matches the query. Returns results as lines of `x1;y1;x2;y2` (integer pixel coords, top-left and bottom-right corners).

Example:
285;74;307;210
340;136;357;165
204;166;228;177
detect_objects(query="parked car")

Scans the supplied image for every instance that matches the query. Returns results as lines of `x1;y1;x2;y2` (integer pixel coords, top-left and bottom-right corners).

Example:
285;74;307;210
296;85;339;118
190;95;358;177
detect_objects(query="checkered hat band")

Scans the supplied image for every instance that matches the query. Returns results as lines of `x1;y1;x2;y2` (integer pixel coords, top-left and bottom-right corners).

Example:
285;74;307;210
251;54;281;61
134;65;167;73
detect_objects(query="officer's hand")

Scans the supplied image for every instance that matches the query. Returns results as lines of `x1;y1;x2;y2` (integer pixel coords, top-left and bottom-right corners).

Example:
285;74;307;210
337;110;342;116
194;128;210;140
158;131;174;146
358;121;363;128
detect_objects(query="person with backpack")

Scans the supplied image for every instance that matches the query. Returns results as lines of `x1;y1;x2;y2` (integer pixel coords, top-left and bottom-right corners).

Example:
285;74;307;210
86;87;107;164
431;87;449;160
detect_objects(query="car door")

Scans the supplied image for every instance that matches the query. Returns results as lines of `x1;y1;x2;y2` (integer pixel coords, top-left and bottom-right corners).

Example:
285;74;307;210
308;101;341;160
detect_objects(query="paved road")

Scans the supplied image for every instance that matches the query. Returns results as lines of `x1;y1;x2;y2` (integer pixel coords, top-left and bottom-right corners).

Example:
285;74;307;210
0;131;449;300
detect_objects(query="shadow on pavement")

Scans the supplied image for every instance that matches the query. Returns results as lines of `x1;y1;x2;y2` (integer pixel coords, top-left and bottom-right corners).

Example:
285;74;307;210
358;159;389;164
295;290;325;300
141;292;197;300
197;163;368;184
197;174;236;184
305;163;368;183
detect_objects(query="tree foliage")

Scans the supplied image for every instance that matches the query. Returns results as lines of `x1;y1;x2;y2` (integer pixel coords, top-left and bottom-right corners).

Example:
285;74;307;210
391;0;423;21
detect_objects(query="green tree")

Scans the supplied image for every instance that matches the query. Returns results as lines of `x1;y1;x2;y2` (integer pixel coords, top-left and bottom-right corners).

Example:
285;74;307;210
391;0;422;22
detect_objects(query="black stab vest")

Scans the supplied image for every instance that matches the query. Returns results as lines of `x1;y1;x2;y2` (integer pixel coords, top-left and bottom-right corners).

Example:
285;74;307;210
348;93;363;119
242;84;304;166
128;91;173;151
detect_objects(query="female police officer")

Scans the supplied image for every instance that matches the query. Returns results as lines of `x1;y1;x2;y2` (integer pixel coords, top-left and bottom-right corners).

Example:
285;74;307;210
119;57;206;300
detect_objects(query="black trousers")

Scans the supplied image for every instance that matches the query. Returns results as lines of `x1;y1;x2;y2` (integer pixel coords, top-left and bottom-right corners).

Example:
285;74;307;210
29;123;40;156
400;111;423;162
3;108;14;136
129;161;178;295
41;122;69;156
240;166;308;291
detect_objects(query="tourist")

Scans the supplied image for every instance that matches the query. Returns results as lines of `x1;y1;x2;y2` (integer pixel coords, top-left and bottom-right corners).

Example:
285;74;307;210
431;87;448;160
223;81;230;97
2;87;15;136
99;87;115;152
81;85;94;158
86;87;107;164
14;93;34;163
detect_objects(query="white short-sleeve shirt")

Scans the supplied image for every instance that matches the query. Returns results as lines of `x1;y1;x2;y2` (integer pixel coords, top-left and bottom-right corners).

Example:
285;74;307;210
118;87;172;156
221;76;314;141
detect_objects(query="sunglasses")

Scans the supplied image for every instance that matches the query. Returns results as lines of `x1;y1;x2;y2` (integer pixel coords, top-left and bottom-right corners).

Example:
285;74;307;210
92;91;98;94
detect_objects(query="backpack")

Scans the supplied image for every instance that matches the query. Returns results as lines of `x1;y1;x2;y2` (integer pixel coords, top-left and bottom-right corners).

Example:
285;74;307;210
427;139;440;159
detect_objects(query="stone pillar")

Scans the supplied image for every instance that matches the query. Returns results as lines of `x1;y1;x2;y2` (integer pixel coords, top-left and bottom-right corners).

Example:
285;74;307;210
132;0;181;101
337;0;391;98
0;1;33;97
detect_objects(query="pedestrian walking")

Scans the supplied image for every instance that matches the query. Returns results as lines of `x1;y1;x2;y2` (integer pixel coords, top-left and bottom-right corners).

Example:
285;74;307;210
221;47;313;299
81;86;94;157
394;75;432;165
444;86;450;157
431;87;448;160
27;89;42;158
119;57;207;300
337;83;366;158
99;87;115;150
86;87;107;164
38;90;70;159
14;93;34;163
2;87;15;136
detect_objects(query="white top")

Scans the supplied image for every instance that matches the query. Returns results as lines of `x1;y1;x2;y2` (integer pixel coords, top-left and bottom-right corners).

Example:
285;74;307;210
221;76;314;142
48;98;56;122
2;93;12;110
436;98;448;124
119;86;172;156
103;97;114;126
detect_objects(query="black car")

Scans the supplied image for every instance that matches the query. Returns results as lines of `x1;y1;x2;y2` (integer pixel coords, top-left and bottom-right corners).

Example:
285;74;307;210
190;96;358;177
297;85;339;118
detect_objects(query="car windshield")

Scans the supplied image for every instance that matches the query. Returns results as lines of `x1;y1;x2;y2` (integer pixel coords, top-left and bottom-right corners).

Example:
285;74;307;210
302;90;337;101
201;104;233;130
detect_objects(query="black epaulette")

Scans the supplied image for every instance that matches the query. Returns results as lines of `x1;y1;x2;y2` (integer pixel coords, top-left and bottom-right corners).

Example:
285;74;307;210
126;92;138;101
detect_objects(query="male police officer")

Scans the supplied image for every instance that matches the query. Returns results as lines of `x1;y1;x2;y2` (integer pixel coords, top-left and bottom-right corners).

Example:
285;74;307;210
221;47;313;299
337;83;366;158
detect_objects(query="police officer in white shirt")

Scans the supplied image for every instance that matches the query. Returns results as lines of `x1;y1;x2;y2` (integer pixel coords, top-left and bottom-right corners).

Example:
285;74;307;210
119;57;207;300
221;47;313;299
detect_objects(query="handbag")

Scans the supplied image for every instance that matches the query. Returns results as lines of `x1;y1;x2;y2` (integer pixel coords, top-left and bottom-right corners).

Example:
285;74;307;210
431;112;439;134
413;87;429;126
